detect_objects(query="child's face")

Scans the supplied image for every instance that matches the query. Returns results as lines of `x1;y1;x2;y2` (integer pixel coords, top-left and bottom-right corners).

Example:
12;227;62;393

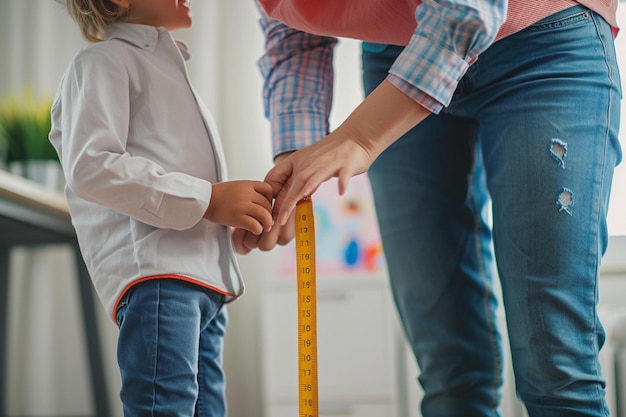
118;0;192;31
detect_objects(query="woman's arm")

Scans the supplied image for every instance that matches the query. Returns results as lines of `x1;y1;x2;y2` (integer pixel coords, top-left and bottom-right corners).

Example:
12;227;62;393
264;0;509;224
265;79;431;226
257;4;338;157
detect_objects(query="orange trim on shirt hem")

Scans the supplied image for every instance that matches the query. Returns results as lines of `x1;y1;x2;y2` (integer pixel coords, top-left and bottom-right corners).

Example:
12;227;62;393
110;274;236;323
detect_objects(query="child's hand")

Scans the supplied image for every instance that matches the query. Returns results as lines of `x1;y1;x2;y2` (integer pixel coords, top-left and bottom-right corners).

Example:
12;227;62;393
232;211;295;254
203;180;274;235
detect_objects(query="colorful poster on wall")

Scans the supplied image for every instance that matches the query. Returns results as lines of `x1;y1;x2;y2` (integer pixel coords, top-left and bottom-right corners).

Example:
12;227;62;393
278;173;386;278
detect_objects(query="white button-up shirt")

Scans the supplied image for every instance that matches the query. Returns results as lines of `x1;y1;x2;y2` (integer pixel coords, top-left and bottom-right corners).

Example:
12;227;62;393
49;23;243;321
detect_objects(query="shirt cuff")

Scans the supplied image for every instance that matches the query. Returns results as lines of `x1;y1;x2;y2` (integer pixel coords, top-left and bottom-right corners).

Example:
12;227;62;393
271;111;329;157
386;74;443;115
389;32;470;110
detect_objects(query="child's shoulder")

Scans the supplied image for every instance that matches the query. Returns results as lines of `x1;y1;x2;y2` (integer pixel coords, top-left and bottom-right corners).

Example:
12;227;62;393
74;38;133;61
67;38;136;74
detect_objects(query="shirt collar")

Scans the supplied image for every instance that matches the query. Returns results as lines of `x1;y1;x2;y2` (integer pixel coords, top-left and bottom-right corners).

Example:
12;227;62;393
106;23;191;61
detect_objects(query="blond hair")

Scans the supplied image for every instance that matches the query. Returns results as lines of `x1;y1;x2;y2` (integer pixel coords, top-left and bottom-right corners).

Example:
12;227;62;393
59;0;129;43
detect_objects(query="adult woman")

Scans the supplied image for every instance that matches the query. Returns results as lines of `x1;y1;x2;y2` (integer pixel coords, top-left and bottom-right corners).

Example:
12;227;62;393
234;1;621;415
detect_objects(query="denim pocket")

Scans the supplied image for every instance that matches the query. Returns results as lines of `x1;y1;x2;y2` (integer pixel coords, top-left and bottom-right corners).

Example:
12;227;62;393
115;289;133;327
204;288;226;310
524;6;591;33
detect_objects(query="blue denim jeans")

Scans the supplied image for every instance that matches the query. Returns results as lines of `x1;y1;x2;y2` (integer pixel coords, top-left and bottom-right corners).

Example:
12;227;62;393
115;279;228;417
363;6;621;417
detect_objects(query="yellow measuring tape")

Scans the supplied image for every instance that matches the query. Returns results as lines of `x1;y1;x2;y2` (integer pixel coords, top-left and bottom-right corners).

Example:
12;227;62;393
295;197;318;417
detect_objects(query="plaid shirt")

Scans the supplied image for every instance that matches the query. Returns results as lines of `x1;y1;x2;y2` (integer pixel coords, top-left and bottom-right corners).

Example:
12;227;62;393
257;0;615;155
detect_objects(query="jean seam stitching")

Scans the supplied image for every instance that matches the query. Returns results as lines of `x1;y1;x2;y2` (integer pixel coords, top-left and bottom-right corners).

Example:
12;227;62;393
469;148;502;413
150;280;161;417
523;7;590;33
590;11;615;417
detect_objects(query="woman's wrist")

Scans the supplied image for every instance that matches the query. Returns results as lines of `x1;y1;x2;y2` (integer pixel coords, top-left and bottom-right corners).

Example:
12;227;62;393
338;79;431;156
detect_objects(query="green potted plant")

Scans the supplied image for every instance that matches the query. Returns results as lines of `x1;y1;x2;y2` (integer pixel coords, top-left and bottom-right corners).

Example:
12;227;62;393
0;124;7;171
0;89;63;190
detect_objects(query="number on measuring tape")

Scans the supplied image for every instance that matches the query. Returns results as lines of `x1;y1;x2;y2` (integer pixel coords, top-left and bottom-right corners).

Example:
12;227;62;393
295;198;318;417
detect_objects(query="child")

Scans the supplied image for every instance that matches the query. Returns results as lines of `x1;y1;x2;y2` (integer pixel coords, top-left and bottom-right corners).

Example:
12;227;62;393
49;1;273;415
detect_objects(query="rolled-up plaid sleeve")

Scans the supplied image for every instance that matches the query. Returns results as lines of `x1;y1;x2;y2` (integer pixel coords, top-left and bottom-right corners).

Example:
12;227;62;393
388;0;508;113
257;6;338;157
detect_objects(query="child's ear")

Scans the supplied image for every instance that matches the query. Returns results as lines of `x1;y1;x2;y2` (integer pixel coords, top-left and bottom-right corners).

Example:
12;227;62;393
109;0;131;9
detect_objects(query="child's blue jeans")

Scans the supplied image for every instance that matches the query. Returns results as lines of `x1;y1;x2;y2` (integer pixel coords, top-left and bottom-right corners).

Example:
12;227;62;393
363;5;621;417
115;279;228;417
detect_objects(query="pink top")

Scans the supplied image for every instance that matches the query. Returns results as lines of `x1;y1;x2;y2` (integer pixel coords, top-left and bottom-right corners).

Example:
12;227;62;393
260;0;618;46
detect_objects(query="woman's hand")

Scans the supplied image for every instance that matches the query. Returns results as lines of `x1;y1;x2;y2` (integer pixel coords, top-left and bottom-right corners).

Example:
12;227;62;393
265;126;375;226
266;80;432;226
